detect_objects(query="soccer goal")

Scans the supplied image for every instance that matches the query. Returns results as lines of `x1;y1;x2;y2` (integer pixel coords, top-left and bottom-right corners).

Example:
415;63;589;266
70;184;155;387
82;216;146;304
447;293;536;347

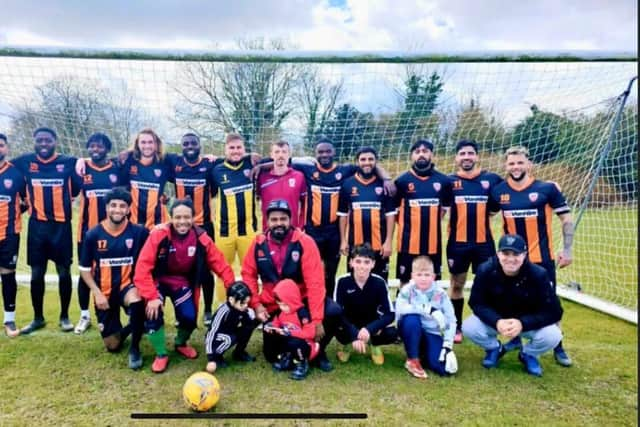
0;46;636;323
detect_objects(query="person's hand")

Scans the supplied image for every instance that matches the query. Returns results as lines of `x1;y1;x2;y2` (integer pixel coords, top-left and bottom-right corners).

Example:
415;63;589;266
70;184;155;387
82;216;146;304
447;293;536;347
340;241;349;256
314;323;325;342
146;299;163;320
429;309;446;334
439;341;458;374
203;154;217;163
352;339;367;354
255;305;269;323
75;157;86;176
117;150;131;165
278;326;291;336
357;327;370;343
94;292;109;310
497;318;522;338
557;249;572;268
206;361;217;373
381;240;392;258
249;165;262;181
382;179;396;197
249;152;262;166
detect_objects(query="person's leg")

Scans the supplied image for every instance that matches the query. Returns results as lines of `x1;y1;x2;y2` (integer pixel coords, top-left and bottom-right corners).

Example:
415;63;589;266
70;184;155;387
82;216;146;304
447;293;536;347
75;242;92;334
0;235;19;336
316;298;341;371
286;337;311;380
422;332;448;376
123;285;145;369
55;262;73;330
399;315;423;359
373;253;389;282
462;314;505;368
369;326;397;365
231;319;256;361
173;287;198;358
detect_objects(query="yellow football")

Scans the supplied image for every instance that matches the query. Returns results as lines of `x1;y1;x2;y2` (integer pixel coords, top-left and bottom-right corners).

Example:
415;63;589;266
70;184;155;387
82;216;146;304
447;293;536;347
182;371;221;412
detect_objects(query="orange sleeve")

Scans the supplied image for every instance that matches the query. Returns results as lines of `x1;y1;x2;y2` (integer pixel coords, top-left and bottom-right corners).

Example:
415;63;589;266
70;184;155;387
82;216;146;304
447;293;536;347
240;238;261;309
299;233;326;323
133;227;165;301
201;233;236;288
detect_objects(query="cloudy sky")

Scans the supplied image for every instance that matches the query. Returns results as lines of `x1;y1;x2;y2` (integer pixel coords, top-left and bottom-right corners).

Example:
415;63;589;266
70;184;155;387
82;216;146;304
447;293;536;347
0;0;636;52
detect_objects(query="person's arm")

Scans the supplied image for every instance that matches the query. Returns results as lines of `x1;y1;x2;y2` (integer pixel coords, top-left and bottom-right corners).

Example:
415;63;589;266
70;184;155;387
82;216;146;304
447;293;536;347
374;164;396;197
78;232;109;310
337;185;350;256
467;266;502;329
364;281;395;334
382;211;395;258
557;212;574;268
300;235;326;324
519;269;563;331
394;287;422;317
439;292;457;345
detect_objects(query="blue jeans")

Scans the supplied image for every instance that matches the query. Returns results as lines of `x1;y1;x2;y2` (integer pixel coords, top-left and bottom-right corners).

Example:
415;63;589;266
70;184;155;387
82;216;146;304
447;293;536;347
399;314;447;376
462;314;562;357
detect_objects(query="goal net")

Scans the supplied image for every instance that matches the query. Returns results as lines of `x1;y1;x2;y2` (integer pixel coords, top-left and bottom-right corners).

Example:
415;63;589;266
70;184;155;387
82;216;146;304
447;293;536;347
0;48;636;322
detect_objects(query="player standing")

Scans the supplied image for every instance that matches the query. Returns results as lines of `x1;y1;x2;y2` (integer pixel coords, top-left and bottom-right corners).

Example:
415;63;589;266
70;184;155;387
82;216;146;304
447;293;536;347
446;140;503;343
13;127;82;334
393;139;452;286
0;134;27;337
74;132;121;334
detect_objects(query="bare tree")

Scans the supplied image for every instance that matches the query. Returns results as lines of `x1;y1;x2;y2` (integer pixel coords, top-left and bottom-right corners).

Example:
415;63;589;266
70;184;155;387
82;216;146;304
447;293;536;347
295;66;344;150
173;38;303;152
10;75;147;156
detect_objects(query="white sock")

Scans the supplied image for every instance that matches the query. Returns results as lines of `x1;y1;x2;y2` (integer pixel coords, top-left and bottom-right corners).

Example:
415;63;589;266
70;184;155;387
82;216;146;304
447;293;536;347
4;311;15;323
81;310;91;319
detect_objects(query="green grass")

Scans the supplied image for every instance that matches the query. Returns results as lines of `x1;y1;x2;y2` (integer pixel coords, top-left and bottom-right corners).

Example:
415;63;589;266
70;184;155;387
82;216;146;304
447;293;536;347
0;289;636;426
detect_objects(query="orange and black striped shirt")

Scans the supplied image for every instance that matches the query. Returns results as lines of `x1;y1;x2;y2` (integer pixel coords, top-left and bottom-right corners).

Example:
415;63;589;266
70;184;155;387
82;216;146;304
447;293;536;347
12;153;81;223
0;162;26;241
448;170;503;245
166;154;215;226
394;169;452;255
79;219;149;299
337;174;396;251
295;162;357;231
119;155;170;230
77;160;121;243
490;177;570;264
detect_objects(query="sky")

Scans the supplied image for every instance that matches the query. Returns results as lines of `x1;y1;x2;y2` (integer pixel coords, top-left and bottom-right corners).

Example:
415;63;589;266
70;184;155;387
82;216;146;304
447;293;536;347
0;0;636;52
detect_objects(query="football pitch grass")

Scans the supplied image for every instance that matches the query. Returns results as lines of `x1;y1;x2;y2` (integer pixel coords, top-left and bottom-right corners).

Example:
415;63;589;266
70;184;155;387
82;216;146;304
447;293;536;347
0;287;636;426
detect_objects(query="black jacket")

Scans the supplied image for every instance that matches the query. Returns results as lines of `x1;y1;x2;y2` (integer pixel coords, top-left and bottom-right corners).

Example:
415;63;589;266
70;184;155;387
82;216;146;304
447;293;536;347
468;257;563;332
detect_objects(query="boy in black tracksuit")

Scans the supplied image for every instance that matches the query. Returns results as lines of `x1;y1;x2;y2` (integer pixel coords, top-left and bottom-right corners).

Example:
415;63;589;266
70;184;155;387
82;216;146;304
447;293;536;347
204;282;256;373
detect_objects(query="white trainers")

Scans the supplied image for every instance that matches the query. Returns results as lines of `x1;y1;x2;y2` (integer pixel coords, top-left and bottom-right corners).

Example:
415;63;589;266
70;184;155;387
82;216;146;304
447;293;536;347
74;317;91;334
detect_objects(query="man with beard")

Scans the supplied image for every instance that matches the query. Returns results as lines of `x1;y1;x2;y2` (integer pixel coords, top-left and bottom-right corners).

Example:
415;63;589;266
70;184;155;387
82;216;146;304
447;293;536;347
256;141;306;231
0;134;27;337
242;199;340;372
338;147;396;281
393;139;452;286
74;133;122;334
12;127;82;334
291;138;394;297
490;146;574;367
446;140;503;343
79;188;149;369
165;133;218;326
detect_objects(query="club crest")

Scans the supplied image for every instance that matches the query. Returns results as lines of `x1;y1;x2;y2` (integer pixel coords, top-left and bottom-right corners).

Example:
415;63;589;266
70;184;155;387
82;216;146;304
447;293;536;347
109;174;118;183
433;182;441;191
288;178;296;188
154;169;162;178
375;186;383;195
3;179;12;189
528;192;538;202
481;180;490;189
56;164;65;172
335;172;342;181
291;250;300;262
243;169;251;178
188;246;196;257
125;238;133;249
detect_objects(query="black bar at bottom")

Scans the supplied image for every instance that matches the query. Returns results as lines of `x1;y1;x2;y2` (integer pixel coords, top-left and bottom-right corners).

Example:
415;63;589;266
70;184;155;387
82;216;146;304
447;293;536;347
131;413;367;420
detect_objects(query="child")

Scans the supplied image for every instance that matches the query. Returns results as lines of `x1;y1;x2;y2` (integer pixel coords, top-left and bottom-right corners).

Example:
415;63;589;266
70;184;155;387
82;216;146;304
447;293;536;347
265;279;320;381
396;256;458;378
333;243;397;366
204;281;256;373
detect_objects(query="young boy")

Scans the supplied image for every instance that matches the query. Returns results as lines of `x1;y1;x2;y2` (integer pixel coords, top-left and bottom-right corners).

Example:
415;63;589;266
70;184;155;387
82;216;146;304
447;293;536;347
204;281;256;373
396;256;458;378
265;279;320;381
333;243;397;366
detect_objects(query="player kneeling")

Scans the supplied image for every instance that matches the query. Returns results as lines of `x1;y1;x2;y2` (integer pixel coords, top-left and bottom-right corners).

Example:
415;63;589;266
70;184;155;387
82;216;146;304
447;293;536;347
204;281;256;373
396;256;458;379
78;188;149;369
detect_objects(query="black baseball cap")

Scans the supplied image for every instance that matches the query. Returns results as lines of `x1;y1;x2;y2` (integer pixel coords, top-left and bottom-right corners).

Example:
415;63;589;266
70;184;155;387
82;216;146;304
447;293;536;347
498;234;527;254
266;199;291;218
410;139;434;153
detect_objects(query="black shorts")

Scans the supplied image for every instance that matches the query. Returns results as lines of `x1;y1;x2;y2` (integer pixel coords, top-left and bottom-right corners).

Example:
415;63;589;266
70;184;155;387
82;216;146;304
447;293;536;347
396;252;442;283
446;242;496;275
0;234;19;270
95;284;136;338
27;219;72;267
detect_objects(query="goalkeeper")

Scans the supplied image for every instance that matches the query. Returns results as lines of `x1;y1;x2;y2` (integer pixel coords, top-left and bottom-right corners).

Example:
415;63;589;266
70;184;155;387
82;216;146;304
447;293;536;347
396;256;458;378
